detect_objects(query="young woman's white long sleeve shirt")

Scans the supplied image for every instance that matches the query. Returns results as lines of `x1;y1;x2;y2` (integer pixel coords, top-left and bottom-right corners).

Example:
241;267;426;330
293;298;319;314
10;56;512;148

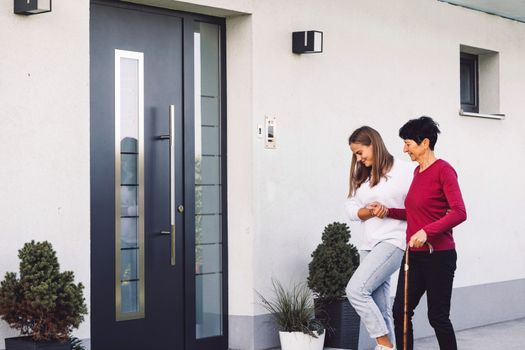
345;159;414;251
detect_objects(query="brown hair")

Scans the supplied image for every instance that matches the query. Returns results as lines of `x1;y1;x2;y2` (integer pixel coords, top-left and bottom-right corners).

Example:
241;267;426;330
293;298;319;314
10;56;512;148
348;126;394;196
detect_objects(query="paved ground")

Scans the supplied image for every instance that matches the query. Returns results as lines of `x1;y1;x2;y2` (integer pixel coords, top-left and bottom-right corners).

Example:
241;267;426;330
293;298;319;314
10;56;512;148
3;317;525;350
71;318;525;350
412;317;525;350
52;317;525;350
271;317;525;350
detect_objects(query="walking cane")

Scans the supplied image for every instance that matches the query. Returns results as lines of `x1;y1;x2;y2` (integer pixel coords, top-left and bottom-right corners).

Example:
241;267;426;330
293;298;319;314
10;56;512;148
403;242;433;350
403;247;409;350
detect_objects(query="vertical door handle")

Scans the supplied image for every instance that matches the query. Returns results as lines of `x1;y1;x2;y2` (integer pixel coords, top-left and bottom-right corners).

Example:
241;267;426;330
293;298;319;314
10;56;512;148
158;105;176;266
168;105;176;266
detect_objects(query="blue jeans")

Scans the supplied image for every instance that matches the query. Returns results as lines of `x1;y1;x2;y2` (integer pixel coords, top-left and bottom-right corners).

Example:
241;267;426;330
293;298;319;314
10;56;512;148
346;241;404;340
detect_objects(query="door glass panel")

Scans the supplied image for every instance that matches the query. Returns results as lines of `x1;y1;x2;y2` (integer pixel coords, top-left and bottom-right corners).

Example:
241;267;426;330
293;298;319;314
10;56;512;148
195;273;223;339
196;185;221;215
201;126;220;155
121;280;139;314
115;50;145;321
120;217;138;248
201;97;220;126
121;186;138;217
194;22;223;339
121;154;138;185
121;249;139;280
198;215;222;244
199;244;221;274
196;155;220;185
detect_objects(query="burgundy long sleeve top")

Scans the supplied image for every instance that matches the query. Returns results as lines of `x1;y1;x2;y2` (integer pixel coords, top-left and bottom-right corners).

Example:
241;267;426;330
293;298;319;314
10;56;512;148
388;159;467;251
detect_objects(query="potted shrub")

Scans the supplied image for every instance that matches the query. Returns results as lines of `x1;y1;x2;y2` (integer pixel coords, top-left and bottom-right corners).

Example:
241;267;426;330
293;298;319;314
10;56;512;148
0;241;88;350
257;279;325;350
307;222;360;349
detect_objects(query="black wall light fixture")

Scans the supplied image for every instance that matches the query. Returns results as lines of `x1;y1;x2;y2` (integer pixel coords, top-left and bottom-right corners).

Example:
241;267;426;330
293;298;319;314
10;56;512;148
14;0;52;15
292;31;323;54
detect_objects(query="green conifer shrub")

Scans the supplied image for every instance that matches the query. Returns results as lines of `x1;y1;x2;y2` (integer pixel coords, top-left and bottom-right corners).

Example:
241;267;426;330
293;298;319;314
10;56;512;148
307;222;360;300
0;241;88;342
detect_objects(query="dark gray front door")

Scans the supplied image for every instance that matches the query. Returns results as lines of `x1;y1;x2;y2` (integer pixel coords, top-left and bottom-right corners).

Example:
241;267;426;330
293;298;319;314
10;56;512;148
90;2;184;349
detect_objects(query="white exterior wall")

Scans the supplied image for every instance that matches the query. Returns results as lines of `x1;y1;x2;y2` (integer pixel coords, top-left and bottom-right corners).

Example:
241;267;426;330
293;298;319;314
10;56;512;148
236;0;525;314
0;0;91;345
1;0;525;347
226;13;255;317
0;0;90;348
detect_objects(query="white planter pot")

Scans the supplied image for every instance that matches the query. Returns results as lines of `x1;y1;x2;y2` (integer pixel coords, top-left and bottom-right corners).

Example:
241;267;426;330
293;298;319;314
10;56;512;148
279;331;325;350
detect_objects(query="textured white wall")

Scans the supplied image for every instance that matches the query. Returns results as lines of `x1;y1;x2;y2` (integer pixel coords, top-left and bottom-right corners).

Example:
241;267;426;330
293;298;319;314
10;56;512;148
240;0;525;315
0;0;90;346
226;14;256;316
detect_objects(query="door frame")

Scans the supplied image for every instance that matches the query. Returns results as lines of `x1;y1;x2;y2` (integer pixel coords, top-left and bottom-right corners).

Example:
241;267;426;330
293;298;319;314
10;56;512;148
181;7;229;350
89;1;228;349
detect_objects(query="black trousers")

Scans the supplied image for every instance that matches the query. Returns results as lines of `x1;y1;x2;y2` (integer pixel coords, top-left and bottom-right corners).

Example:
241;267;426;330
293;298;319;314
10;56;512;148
393;249;457;350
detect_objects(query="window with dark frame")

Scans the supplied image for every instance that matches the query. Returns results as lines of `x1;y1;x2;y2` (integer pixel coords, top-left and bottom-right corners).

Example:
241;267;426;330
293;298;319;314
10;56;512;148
460;52;479;113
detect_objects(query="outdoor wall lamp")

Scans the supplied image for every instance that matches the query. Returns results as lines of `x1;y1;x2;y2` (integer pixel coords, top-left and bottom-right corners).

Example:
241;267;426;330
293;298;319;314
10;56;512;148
292;31;323;54
14;0;52;15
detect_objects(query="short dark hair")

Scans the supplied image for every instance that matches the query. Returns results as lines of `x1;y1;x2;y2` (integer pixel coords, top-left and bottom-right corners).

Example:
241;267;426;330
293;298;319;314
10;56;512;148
399;116;441;150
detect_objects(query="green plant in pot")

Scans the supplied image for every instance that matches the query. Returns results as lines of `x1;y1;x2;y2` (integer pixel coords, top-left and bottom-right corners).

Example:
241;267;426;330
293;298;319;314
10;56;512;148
307;222;360;349
0;241;88;350
257;279;325;350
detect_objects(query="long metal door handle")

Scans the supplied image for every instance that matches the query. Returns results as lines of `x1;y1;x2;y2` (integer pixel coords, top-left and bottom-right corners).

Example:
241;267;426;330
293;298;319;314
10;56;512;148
168;105;176;266
158;106;176;266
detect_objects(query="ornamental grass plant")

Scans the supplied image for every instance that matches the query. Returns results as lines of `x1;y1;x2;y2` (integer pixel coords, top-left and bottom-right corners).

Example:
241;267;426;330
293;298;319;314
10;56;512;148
257;279;324;337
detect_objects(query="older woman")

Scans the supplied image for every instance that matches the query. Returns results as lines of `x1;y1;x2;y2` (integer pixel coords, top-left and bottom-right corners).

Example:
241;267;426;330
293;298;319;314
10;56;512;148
372;116;467;350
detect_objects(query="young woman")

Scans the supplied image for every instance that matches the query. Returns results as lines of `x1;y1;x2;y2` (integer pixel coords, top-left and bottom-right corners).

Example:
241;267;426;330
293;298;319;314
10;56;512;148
345;126;413;350
379;116;467;350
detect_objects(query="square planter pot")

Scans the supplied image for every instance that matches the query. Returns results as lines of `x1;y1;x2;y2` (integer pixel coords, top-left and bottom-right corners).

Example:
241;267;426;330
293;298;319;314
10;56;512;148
5;337;72;350
315;298;360;349
279;330;325;350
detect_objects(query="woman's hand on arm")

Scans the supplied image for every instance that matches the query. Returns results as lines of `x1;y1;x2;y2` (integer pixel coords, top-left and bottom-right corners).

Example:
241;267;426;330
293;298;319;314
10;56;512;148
349;202;388;221
357;203;388;221
367;201;389;218
357;207;375;221
346;198;390;221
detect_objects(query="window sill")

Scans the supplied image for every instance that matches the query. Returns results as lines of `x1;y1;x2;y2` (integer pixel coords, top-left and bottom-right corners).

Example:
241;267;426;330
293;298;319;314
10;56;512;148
459;110;505;120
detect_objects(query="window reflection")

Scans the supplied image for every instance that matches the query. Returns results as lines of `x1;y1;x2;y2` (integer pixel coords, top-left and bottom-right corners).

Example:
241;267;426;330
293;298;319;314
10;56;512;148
194;22;223;339
115;51;144;321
